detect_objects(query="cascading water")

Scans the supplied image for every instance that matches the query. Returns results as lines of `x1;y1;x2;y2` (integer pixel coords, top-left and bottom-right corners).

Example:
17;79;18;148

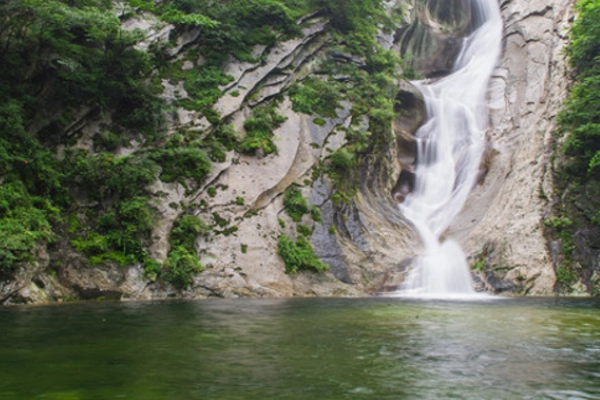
398;0;502;297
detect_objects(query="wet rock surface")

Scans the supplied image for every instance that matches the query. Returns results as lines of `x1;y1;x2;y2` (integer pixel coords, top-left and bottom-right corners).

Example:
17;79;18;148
396;0;473;77
448;0;575;294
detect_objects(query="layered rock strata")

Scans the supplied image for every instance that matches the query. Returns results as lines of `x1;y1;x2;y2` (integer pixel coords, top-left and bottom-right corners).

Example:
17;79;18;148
0;0;577;304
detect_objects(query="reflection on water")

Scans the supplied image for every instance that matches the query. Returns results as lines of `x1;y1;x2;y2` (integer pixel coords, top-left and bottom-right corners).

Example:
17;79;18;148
0;298;599;399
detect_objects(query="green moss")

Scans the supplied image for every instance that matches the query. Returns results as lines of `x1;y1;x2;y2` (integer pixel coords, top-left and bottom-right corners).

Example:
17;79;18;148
207;187;217;198
241;244;248;253
328;226;337;235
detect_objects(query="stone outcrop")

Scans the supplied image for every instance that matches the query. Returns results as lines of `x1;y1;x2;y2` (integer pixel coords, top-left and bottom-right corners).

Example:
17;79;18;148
396;0;474;77
447;0;574;294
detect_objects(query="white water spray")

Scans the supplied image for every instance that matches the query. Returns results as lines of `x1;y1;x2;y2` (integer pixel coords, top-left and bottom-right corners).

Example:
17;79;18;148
398;0;502;297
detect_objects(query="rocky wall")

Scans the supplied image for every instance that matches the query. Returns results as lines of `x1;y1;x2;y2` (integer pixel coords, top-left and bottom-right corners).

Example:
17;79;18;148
448;0;575;294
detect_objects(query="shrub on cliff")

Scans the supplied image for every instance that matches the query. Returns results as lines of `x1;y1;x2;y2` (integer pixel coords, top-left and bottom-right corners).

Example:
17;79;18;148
553;0;600;293
559;0;600;177
277;235;329;274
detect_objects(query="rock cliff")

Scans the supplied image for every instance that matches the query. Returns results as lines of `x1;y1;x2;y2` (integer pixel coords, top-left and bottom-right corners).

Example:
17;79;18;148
447;0;574;294
0;0;578;304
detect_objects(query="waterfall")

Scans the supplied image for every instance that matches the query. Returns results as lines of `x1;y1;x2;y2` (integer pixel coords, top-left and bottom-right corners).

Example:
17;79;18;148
397;0;502;297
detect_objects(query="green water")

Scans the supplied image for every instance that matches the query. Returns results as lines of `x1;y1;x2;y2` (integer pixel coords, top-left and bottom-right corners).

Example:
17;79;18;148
1;297;599;400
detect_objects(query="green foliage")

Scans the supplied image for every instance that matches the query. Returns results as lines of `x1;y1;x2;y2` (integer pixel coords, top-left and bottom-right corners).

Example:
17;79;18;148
328;225;337;235
0;0;170;271
207;187;217;197
163;246;202;289
324;148;357;196
67;152;158;201
296;224;312;237
310;207;323;223
214;226;239;236
289;78;342;118
544;216;574;230
240;102;287;155
93;131;129;152
556;266;578;287
311;0;393;38
63;151;162;268
164;0;305;64
566;0;600;78
71;196;155;265
0;0;165;136
212;212;229;228
549;0;600;292
241;244;248;253
170;214;208;250
142;257;162;281
161;214;207;288
0;0;407;279
471;259;486;272
211;124;240;155
151;148;211;186
160;7;219;28
235;196;245;205
176;67;234;112
0;181;55;270
558;0;600;179
283;185;309;222
277;235;329;274
307;19;403;200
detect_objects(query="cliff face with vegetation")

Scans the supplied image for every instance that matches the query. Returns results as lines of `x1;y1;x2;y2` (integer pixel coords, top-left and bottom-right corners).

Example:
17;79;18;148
0;0;417;303
0;0;595;304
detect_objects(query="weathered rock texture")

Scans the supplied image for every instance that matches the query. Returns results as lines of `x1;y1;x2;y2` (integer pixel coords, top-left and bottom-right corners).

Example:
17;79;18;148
0;0;578;304
447;0;575;294
396;0;474;77
0;12;416;304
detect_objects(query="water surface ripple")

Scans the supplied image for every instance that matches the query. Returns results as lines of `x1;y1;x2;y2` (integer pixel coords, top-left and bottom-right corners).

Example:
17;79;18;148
1;298;599;399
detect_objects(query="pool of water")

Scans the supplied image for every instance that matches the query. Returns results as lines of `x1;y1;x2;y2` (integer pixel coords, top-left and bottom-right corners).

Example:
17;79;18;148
1;297;599;399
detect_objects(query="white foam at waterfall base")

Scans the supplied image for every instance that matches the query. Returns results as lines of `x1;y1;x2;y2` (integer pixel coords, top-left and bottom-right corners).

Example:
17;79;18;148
396;0;502;299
